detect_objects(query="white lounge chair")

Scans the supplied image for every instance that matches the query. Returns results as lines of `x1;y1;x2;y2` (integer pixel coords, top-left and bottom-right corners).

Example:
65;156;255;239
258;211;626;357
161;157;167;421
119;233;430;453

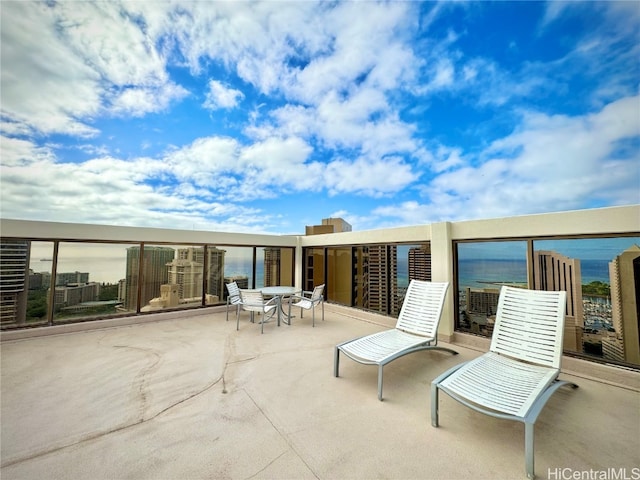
225;281;242;322
334;280;456;401
431;286;578;480
288;284;325;326
238;289;278;334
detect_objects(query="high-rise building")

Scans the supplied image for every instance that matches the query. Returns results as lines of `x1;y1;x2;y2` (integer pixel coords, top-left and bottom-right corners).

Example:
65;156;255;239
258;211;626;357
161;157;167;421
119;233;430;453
606;245;640;364
367;245;398;314
56;271;90;286
224;275;249;291
125;246;175;311
168;249;203;300
0;240;30;327
264;248;293;287
174;246;225;301
465;287;501;335
207;247;226;301
264;248;281;287
305;217;352;235
408;245;431;282
52;282;100;310
533;250;583;352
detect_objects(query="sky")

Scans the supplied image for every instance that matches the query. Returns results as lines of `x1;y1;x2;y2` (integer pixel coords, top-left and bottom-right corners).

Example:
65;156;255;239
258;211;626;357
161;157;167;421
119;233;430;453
1;1;639;235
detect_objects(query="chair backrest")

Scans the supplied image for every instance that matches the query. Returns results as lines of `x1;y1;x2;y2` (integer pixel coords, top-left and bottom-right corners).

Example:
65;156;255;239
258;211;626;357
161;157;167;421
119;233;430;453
311;284;325;301
239;289;265;311
395;280;449;338
490;286;567;369
226;281;240;299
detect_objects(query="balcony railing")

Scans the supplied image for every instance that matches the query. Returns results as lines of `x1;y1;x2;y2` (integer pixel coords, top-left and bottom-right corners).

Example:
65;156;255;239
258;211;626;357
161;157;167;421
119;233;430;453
1;205;639;372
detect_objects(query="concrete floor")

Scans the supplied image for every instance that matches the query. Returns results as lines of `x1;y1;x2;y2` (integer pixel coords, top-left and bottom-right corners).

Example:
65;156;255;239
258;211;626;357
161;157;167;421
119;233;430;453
1;305;639;480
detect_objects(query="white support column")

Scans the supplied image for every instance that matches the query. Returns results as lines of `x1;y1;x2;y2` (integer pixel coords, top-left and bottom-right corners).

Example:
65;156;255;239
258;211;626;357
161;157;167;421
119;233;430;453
294;237;303;292
430;222;455;341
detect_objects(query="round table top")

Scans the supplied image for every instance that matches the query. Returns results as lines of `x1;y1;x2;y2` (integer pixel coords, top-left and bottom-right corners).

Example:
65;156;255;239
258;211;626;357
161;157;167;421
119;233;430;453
261;286;298;295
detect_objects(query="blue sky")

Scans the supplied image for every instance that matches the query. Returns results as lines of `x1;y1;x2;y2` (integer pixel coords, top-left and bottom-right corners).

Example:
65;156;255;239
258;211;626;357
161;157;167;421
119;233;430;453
1;1;638;235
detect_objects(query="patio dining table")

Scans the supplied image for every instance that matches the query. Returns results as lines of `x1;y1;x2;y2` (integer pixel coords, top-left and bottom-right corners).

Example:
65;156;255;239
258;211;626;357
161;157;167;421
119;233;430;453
261;286;300;326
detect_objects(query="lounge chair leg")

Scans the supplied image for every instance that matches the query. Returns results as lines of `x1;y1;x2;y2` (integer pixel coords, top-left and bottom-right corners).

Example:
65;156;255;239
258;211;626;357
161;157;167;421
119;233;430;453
430;346;459;356
431;383;440;427
377;366;384;401
525;421;535;479
334;347;340;377
312;308;315;327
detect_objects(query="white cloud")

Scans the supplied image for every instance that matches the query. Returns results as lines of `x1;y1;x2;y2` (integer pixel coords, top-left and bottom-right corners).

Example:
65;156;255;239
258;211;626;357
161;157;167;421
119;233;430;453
0;1;186;136
324;156;417;197
374;94;640;225
203;80;245;110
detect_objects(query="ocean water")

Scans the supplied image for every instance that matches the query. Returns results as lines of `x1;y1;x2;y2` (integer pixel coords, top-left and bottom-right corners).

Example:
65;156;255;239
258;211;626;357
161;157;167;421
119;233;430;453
458;258;610;289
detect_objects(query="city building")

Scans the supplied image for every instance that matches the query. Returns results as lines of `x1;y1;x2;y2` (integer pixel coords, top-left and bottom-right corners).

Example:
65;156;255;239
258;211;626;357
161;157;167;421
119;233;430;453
465;287;500;335
125;246;176;311
408;244;432;282
305;217;352;235
169;248;204;300
607;245;640;364
367;245;398;315
0;240;30;327
533;250;584;352
52;282;101;310
56;271;89;286
264;248;293;287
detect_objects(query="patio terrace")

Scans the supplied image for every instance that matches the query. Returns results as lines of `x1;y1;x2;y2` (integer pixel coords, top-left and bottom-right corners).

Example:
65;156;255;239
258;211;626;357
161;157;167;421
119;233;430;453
1;304;639;480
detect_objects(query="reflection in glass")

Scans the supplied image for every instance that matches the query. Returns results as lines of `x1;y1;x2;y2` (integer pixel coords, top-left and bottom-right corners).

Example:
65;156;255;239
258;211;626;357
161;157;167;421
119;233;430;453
455;241;528;337
23;241;52;328
133;245;213;313
305;243;431;317
1;239;34;329
262;247;294;288
49;243;131;323
534;237;640;366
305;248;325;294
220;247;254;299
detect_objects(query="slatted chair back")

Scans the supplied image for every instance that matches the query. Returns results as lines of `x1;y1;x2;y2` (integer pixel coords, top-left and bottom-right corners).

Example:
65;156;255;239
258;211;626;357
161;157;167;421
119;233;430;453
226;281;241;303
239;289;267;312
311;284;325;302
490;286;566;369
395;280;449;338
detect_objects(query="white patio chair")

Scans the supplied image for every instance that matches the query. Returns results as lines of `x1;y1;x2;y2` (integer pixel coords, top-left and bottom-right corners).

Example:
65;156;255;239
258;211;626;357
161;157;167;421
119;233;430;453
334;280;456;401
238;289;278;334
225;281;242;322
288;284;325;326
431;286;579;480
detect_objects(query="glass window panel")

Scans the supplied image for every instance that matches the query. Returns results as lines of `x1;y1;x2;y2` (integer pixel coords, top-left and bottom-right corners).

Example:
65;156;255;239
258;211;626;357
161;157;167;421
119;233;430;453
1;239;43;329
220;246;254;291
205;245;226;305
255;248;265;288
396;243;432;316
127;244;210;314
353;246;366;309
327;247;352;305
261;247;294;288
304;248;325;293
456;241;528;337
52;242;134;323
26;241;54;328
533;237;640;367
